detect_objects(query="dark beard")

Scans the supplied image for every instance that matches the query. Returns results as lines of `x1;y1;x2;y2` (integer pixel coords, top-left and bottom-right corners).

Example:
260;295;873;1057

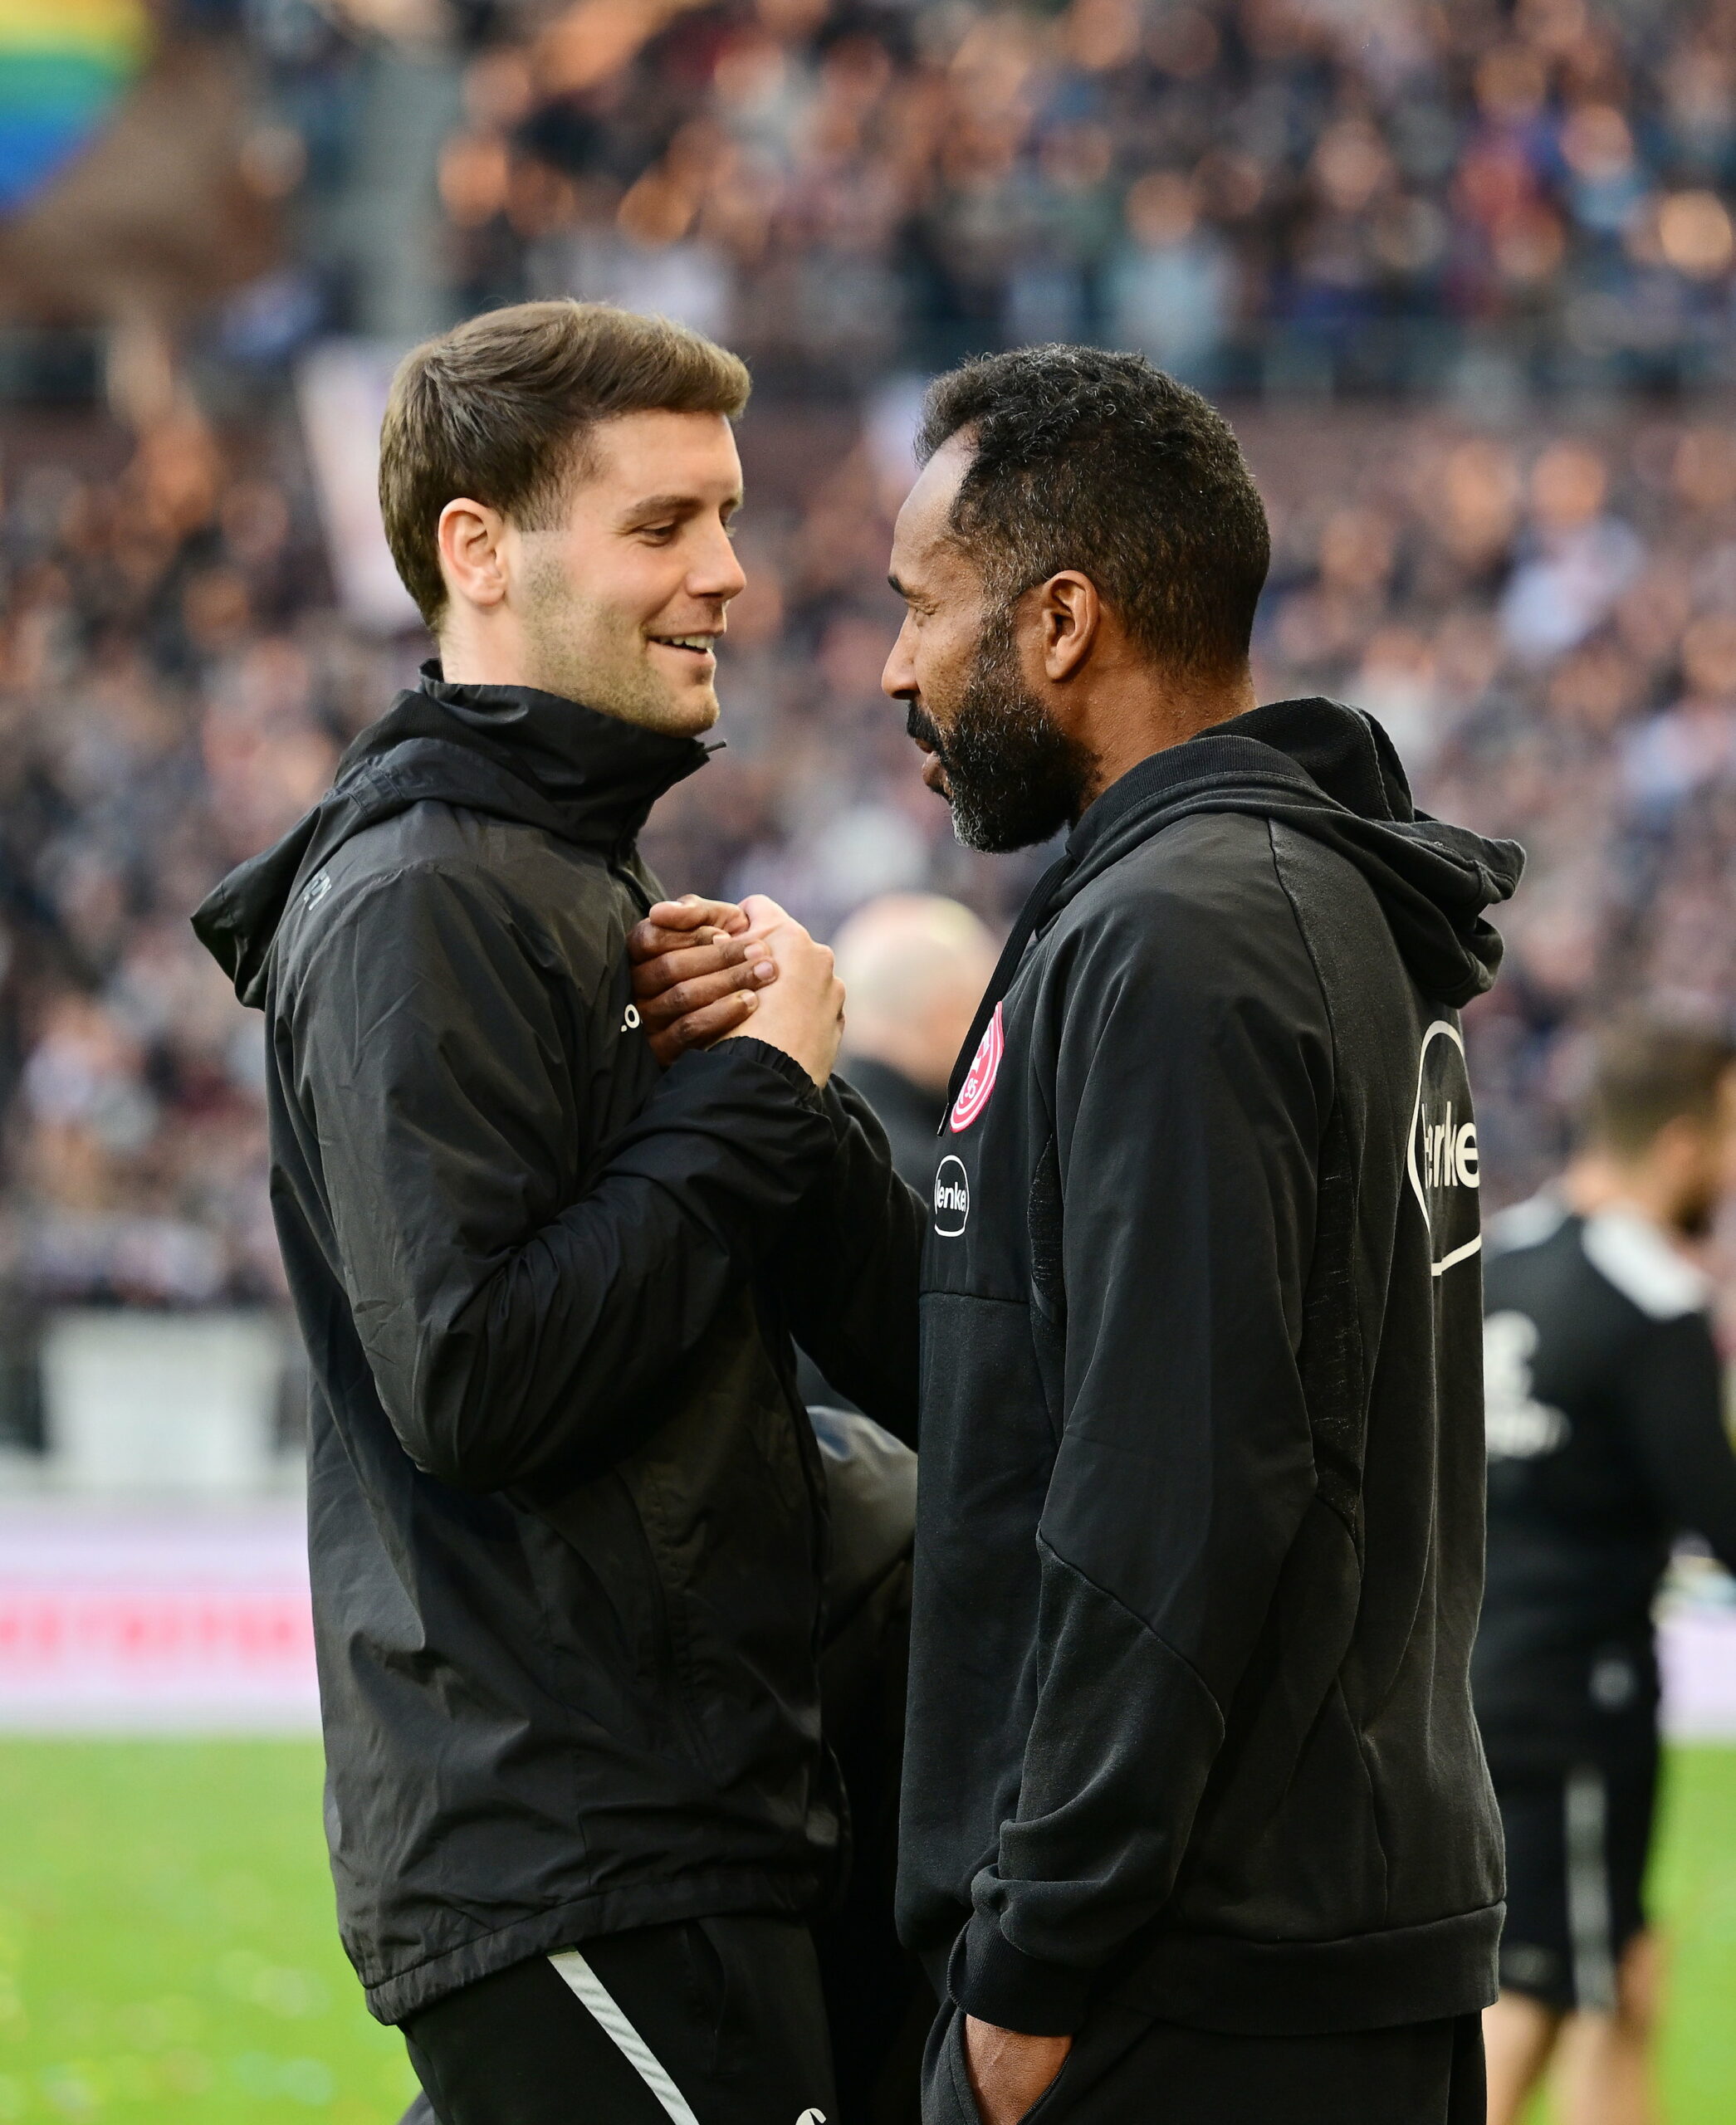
906;608;1096;853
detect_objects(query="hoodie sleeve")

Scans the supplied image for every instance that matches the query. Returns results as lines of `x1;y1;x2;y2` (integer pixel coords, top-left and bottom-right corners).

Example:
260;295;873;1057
286;858;839;1492
953;878;1333;2036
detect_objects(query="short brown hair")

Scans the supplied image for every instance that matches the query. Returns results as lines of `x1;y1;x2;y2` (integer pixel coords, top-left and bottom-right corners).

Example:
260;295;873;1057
379;300;751;626
1582;1017;1735;1156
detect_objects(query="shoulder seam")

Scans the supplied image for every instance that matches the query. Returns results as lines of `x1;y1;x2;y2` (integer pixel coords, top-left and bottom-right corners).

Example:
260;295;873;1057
292;852;538;937
280;851;575;999
1263;818;1337;1056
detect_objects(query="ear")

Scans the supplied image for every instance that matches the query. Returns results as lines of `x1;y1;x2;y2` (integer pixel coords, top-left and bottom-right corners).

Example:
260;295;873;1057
437;496;509;613
1037;571;1101;682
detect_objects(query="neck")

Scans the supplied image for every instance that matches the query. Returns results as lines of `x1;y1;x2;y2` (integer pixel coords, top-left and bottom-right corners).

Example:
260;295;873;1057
435;616;545;695
1560;1154;1684;1238
1069;662;1258;818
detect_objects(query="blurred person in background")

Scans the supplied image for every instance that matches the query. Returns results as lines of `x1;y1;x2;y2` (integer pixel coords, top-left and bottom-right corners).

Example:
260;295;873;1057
800;889;995;2123
628;903;997;2124
633;887;946;2125
636;887;993;2125
1478;1020;1736;2125
829;892;1000;1192
194;299;922;2125
880;346;1523;2125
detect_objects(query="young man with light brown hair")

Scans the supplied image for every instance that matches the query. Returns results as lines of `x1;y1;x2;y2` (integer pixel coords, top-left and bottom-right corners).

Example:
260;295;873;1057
194;300;919;2125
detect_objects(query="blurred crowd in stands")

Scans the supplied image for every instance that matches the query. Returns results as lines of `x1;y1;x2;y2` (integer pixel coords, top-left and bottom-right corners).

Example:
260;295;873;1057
0;407;364;1333
3;387;1736;1346
244;0;1736;389
3;0;1736;1373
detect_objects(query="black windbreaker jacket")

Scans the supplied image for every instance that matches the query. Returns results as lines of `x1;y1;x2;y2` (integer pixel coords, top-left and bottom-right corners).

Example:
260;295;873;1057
900;699;1525;2040
1476;1199;1736;1771
193;671;920;2024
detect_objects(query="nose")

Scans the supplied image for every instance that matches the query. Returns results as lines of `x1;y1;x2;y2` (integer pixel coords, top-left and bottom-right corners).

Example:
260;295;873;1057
882;613;917;701
692;522;748;603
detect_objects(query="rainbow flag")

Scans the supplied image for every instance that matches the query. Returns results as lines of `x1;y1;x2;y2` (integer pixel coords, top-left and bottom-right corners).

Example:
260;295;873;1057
0;0;152;217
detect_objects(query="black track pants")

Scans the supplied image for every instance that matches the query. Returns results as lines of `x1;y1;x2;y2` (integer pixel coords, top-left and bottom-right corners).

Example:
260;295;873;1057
402;1915;836;2125
922;1994;1486;2125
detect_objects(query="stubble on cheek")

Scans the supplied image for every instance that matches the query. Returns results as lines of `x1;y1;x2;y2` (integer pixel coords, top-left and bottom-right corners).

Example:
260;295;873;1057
519;559;673;725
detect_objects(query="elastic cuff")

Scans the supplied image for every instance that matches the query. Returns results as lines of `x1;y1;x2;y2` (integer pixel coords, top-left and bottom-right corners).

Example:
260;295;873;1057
950;1912;1093;2037
676;1034;824;1106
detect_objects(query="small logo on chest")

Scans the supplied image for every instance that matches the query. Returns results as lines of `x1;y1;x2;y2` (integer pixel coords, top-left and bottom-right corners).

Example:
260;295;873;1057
934;1155;971;1238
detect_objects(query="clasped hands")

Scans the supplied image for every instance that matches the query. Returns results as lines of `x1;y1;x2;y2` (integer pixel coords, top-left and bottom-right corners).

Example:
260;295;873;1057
627;894;844;1087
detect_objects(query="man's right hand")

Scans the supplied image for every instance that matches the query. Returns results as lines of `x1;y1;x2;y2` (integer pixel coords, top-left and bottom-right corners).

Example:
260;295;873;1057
719;895;845;1087
963;2018;1071;2125
629;896;779;1066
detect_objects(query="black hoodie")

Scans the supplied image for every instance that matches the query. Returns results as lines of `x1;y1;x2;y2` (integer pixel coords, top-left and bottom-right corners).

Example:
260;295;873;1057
899;698;1524;2041
194;672;921;2023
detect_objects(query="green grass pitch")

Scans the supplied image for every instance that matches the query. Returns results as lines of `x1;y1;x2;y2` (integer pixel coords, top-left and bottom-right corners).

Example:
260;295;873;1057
0;1741;1732;2122
0;1742;415;2123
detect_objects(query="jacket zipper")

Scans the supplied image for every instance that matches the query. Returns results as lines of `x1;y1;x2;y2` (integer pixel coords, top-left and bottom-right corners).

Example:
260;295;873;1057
609;846;653;916
616;1470;716;1776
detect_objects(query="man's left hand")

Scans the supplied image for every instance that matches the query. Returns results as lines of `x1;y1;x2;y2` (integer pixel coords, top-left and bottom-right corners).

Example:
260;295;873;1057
962;2015;1071;2125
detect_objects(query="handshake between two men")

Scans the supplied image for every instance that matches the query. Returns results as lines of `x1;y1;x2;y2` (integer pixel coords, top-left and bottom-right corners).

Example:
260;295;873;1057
628;892;848;1085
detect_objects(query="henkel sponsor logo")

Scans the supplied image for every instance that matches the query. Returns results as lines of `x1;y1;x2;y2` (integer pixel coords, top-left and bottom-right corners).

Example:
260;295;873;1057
1406;1019;1482;1277
949;1003;1004;1133
933;1155;971;1238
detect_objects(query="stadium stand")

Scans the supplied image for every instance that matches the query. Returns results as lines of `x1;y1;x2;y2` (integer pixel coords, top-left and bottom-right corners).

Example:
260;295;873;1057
3;0;1736;1396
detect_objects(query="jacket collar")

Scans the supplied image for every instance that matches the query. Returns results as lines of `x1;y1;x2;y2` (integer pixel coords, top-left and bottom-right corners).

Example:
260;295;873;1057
193;663;712;1009
339;661;712;854
946;696;1520;1106
1063;696;1391;877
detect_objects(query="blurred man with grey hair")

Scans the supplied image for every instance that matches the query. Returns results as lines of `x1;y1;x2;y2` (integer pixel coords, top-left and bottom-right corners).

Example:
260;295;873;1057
830;893;1000;1192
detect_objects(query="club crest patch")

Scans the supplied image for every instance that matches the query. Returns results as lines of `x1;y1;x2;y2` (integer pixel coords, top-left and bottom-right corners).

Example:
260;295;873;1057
949;1003;1004;1133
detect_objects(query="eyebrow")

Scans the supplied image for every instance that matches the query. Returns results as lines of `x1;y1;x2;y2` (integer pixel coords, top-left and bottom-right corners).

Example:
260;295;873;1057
619;491;742;522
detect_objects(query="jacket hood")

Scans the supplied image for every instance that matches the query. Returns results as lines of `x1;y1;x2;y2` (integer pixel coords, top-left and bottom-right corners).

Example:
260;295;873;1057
1059;696;1524;1008
192;665;709;1006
